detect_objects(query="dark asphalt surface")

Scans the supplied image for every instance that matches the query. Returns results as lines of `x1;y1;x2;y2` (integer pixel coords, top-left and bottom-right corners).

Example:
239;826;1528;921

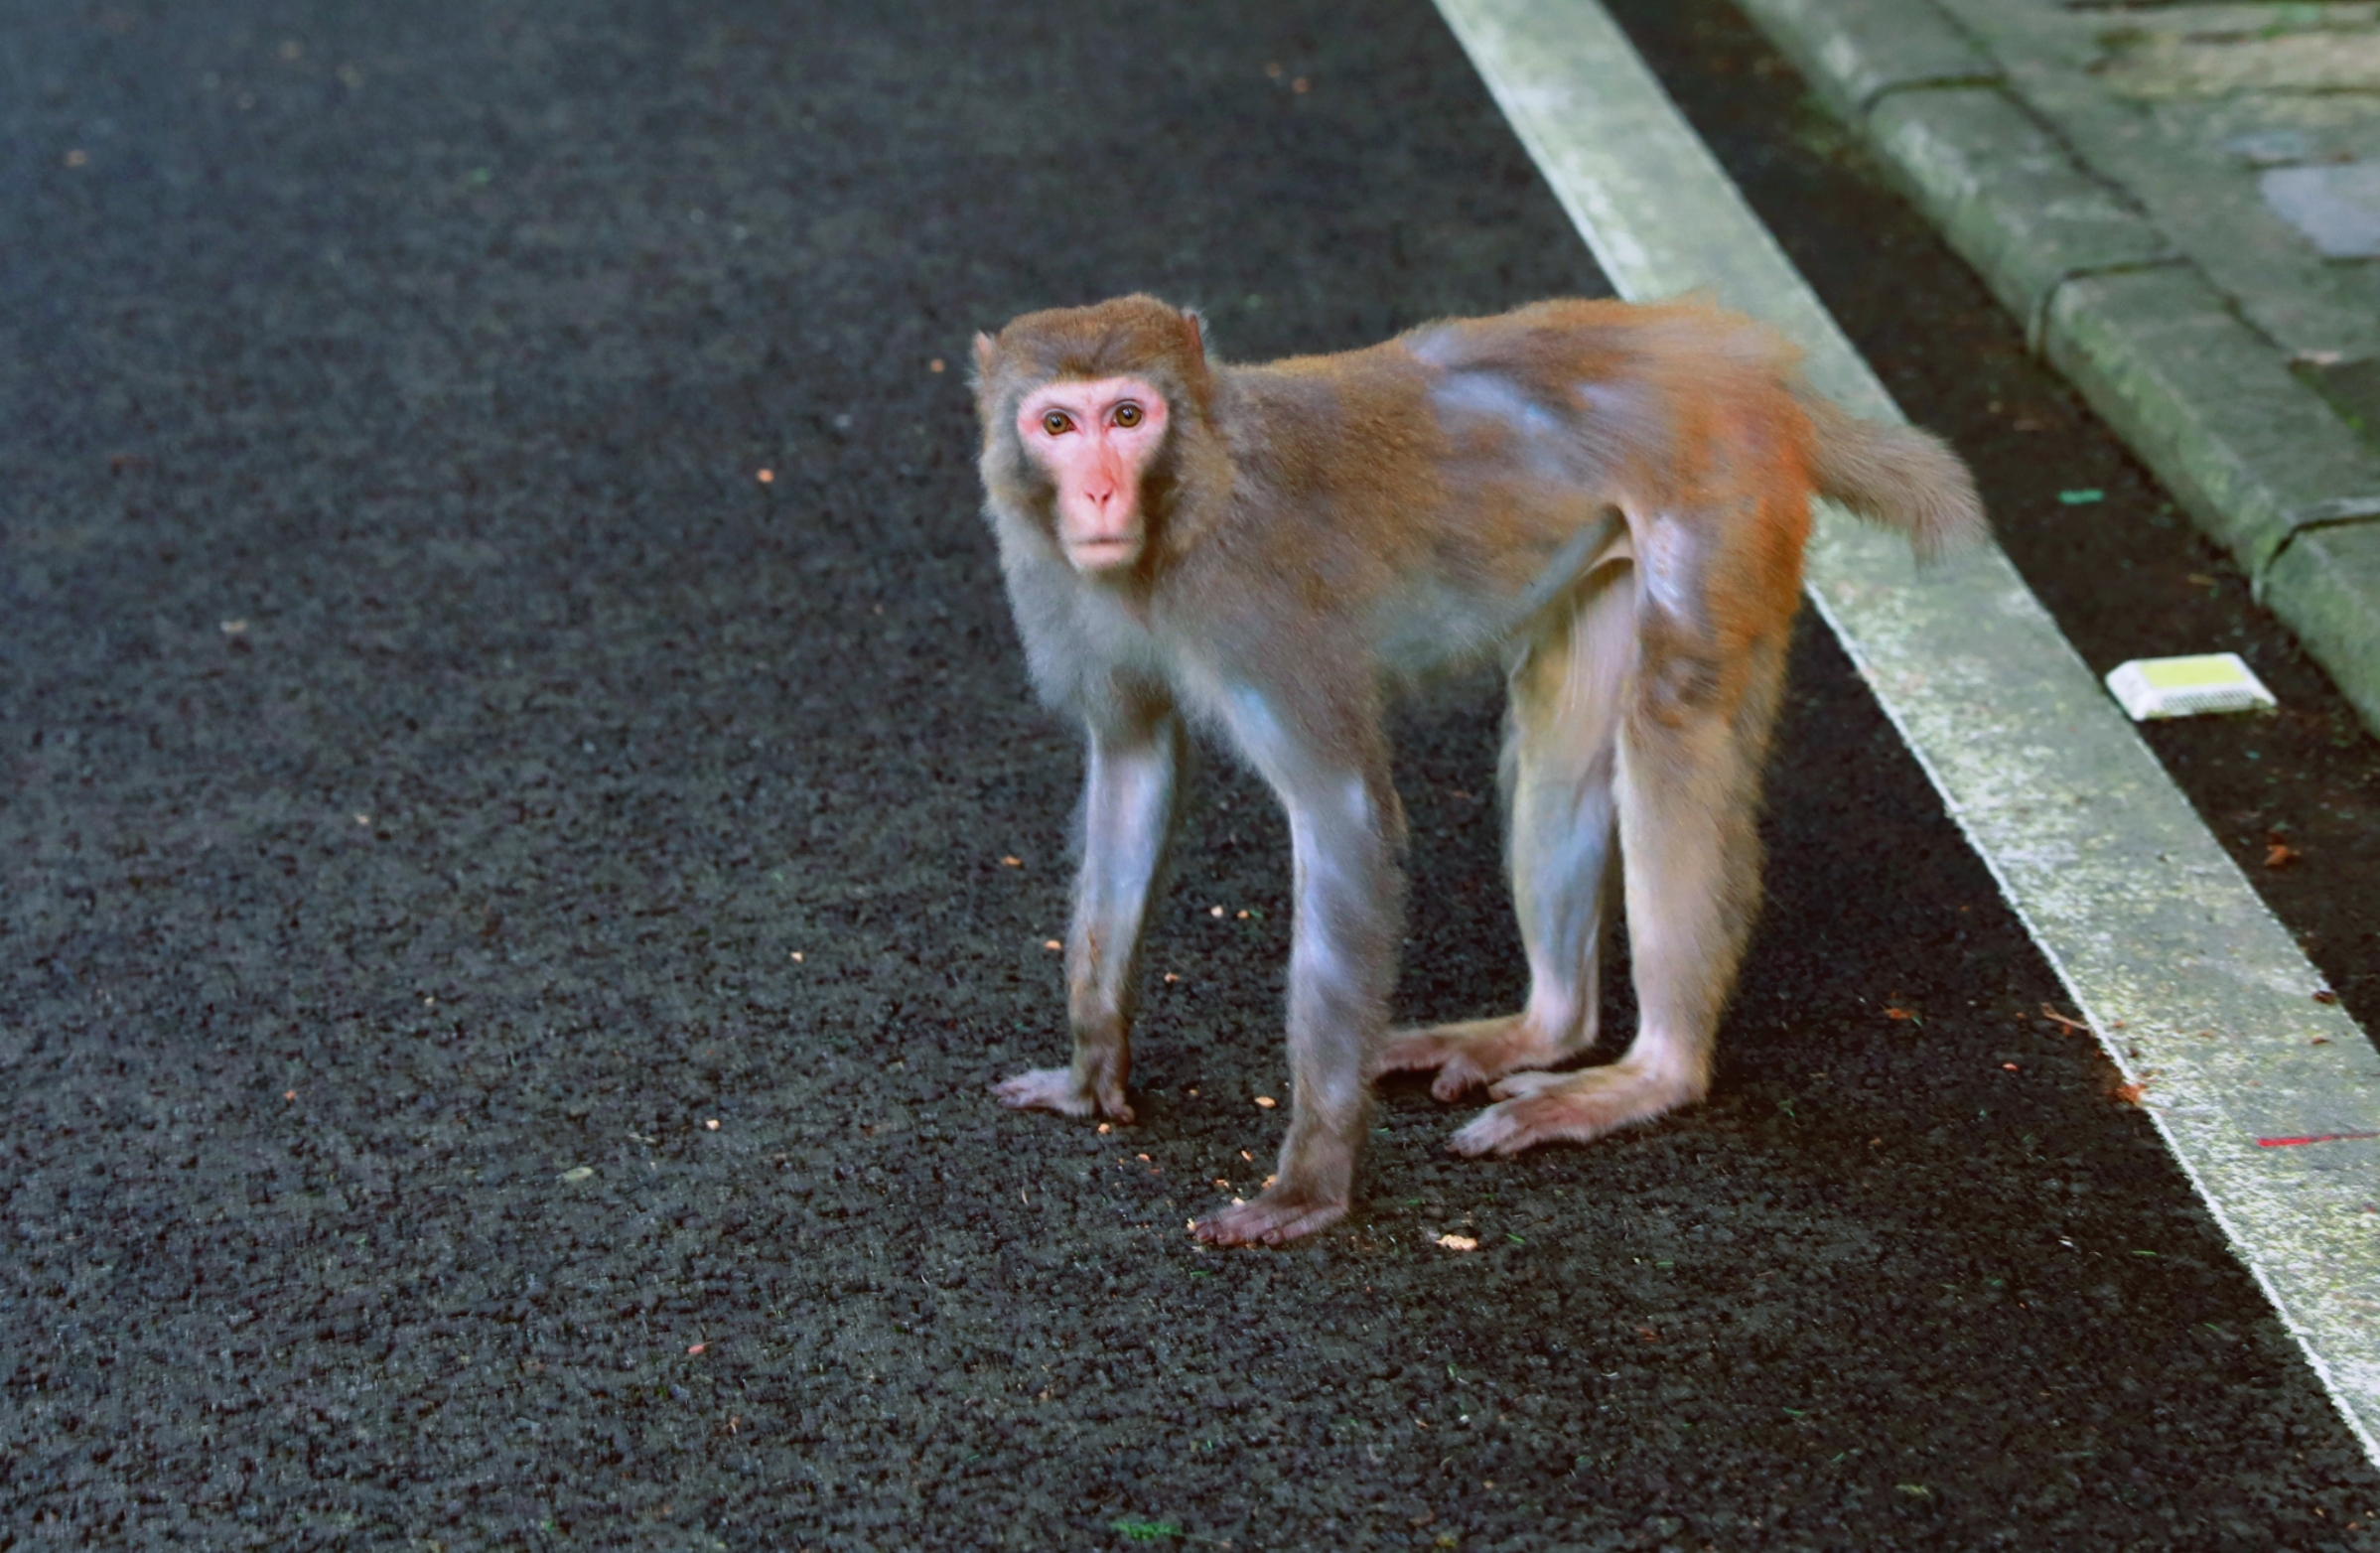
6;1;2377;1549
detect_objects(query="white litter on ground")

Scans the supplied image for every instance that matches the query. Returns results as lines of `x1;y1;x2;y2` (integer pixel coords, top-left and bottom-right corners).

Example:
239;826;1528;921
2106;652;2278;720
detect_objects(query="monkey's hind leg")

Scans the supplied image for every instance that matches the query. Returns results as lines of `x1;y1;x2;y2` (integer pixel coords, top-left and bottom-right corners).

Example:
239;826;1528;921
1449;614;1789;1158
1378;563;1632;1101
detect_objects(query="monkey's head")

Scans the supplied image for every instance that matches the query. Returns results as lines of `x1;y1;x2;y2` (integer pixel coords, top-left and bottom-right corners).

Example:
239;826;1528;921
974;295;1214;577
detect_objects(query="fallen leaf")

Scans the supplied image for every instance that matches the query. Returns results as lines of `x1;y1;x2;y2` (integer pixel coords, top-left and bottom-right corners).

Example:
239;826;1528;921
2266;841;2299;869
705;1118;720;1131
1043;939;1061;951
1253;1095;1277;1109
1436;1234;1478;1251
2313;988;2339;1005
2057;489;2104;505
559;1166;594;1183
687;1342;706;1355
2113;1080;2148;1106
1001;856;1022;867
928;357;945;373
756;469;774;485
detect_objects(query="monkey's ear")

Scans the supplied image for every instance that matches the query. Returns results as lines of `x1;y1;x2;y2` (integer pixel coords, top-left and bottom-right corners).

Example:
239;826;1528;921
1178;309;1207;374
972;331;999;379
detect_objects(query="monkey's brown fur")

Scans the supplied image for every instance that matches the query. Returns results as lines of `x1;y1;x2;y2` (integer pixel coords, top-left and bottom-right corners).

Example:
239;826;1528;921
973;294;1983;1247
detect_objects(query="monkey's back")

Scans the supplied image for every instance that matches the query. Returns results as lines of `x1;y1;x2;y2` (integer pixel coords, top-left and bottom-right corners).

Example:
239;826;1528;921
1189;300;1822;679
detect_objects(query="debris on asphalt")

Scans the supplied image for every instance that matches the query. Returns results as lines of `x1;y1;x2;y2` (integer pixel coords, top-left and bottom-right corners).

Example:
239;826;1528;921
2105;653;2277;720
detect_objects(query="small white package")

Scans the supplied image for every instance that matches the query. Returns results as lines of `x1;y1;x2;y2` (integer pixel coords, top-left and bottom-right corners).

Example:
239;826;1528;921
2105;652;2277;720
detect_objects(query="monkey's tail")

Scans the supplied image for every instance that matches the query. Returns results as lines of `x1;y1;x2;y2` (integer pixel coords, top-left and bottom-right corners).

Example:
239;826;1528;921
1801;395;1988;564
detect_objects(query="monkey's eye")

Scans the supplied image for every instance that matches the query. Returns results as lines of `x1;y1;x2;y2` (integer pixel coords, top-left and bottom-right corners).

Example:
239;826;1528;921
1041;410;1074;436
1112;402;1143;429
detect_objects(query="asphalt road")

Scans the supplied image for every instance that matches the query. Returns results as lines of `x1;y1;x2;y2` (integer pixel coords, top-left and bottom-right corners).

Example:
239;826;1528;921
5;0;2377;1549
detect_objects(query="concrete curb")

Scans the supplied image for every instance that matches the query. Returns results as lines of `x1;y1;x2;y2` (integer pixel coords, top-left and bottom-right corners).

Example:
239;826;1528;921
1436;0;2380;1468
1734;0;2380;739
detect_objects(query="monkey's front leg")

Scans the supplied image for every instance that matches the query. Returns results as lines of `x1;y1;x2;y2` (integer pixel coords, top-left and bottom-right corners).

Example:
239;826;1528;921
1195;774;1402;1248
994;707;1182;1125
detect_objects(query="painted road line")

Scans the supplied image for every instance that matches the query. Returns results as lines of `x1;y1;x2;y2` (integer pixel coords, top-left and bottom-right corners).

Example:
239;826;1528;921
1432;0;2380;1465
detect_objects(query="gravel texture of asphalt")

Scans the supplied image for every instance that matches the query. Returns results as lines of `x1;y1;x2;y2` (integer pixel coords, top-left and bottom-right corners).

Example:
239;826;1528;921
7;0;2379;1549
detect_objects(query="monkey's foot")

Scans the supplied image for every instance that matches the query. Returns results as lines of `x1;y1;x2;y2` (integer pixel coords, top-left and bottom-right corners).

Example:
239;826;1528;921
1376;1015;1590;1102
1191;1188;1347;1248
992;1067;1134;1124
1447;1061;1700;1157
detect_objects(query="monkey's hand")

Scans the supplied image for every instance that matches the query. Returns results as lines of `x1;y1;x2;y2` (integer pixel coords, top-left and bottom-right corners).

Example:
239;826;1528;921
992;1066;1135;1124
1375;1015;1588;1103
1446;1062;1700;1157
1191;1187;1347;1249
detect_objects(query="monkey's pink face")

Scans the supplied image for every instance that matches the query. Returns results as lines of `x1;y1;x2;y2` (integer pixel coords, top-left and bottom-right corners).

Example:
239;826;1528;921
1015;375;1171;574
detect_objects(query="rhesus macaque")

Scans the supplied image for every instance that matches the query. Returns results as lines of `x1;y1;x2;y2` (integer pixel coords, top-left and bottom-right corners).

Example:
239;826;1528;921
972;295;1981;1247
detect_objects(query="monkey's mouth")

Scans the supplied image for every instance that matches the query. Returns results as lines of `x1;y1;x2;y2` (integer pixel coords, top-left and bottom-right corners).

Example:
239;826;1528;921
1066;538;1141;571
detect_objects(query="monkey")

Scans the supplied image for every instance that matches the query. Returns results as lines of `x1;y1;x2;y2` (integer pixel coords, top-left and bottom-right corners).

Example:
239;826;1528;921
970;294;1982;1248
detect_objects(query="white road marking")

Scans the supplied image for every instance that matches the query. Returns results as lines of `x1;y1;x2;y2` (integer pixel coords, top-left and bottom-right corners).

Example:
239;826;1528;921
1435;0;2380;1466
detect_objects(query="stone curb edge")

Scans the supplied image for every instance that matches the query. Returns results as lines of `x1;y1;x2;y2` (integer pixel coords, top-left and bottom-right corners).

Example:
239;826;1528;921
1434;0;2380;1470
1733;0;2380;739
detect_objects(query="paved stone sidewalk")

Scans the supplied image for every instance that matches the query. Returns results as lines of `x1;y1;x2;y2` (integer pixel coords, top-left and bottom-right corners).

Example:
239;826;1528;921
1736;0;2380;736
